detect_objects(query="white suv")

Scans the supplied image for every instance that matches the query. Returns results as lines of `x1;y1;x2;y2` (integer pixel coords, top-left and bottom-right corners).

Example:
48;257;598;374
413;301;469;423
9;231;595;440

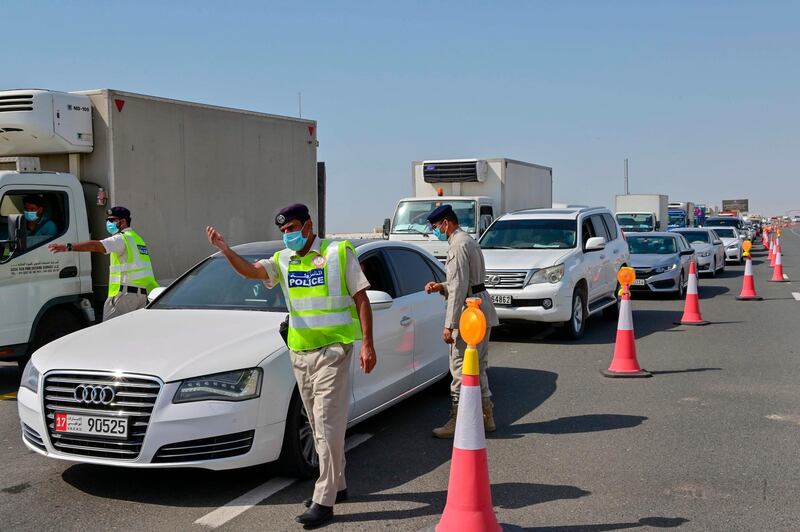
479;207;630;339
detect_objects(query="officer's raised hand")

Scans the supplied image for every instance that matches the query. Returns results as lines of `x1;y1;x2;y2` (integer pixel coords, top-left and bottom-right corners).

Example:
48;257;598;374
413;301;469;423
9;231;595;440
206;226;229;252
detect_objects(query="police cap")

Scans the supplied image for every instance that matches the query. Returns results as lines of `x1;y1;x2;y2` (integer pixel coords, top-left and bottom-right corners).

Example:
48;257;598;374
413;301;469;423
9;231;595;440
275;203;310;227
106;206;131;221
427;204;454;224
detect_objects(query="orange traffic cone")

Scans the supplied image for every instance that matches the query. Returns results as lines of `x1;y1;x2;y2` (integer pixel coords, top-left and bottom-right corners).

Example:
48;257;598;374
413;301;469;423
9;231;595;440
436;299;502;532
736;256;762;300
770;240;779;267
768;237;776;265
675;261;709;325
769;247;789;283
602;291;651;378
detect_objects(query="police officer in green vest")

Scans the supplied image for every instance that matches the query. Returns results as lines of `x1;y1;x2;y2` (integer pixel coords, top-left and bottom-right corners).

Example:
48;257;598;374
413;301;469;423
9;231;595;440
206;203;377;529
49;206;159;321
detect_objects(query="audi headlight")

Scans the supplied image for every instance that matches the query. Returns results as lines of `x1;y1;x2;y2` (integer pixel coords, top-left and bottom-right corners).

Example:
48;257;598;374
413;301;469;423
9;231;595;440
654;263;678;274
698;251;711;257
528;264;565;285
20;359;40;393
173;368;262;403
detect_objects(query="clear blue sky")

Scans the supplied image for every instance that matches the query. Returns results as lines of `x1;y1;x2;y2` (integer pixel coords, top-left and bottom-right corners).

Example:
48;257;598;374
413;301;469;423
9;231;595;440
4;1;799;231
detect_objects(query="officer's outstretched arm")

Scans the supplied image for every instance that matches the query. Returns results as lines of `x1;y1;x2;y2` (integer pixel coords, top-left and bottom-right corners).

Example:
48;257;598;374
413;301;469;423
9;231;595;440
206;226;267;280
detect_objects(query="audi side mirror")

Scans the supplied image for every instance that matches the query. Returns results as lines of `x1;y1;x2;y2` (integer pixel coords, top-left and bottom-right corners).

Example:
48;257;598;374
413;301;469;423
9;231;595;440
367;290;393;310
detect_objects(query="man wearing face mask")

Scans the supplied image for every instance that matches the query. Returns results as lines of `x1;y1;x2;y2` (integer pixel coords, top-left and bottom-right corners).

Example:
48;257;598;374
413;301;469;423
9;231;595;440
22;195;58;245
206;203;377;529
49;206;159;320
424;204;499;438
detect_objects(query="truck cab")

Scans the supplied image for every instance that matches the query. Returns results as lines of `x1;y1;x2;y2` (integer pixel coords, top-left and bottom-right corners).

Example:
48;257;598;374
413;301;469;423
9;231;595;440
0;168;95;365
387;195;495;259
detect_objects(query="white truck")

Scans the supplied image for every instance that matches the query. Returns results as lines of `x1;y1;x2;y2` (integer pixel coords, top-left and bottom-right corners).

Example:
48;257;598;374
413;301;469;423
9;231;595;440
614;194;669;232
0;89;320;367
384;158;552;259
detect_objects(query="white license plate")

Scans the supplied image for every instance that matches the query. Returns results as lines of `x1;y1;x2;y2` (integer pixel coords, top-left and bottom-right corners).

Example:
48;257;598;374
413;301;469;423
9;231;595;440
491;295;512;305
55;413;128;439
632;279;646;286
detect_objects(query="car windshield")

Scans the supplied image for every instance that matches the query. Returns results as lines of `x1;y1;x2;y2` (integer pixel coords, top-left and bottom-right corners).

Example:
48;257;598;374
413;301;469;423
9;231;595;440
480;219;577;249
627;236;677;255
151;255;287;311
616;213;654;230
678;231;710;244
706;218;741;228
712;228;736;238
392;200;476;234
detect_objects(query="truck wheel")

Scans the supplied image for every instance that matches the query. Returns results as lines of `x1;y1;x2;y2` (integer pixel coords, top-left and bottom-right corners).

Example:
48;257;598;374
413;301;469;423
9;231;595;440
560;288;586;340
278;392;319;479
21;309;83;369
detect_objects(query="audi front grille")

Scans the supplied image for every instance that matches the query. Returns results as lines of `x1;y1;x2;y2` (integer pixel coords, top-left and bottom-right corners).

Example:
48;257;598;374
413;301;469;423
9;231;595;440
485;271;530;290
43;371;161;460
152;430;255;463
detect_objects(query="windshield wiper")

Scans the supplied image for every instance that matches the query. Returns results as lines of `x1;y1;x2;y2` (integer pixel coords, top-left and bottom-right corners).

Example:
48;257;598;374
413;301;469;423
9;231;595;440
481;245;515;249
394;228;430;236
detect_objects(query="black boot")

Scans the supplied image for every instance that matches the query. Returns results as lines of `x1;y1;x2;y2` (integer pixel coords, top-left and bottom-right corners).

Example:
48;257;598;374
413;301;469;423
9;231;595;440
295;503;333;528
304;489;347;508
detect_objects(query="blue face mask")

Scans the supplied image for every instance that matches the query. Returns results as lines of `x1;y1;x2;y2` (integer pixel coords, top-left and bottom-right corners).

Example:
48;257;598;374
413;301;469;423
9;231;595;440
106;221;120;235
24;210;39;222
283;228;308;251
433;226;448;241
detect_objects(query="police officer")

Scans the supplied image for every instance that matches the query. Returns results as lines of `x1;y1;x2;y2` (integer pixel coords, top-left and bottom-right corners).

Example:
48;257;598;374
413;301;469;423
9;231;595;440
424;204;499;438
206;203;377;528
49;206;159;321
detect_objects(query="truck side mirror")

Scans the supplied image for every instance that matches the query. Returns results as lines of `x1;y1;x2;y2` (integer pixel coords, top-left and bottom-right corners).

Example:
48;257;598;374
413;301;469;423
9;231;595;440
0;214;26;264
382;218;391;240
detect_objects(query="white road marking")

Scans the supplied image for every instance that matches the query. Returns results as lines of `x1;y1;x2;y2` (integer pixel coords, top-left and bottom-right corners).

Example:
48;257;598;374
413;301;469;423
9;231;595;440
792;292;800;301
194;432;374;529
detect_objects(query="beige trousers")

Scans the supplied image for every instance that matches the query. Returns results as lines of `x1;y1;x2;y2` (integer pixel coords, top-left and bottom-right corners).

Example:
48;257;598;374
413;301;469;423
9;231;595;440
290;342;353;507
450;327;492;401
102;293;148;321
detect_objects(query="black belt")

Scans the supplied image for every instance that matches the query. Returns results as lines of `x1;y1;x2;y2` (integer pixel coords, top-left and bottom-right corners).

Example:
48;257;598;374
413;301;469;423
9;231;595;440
123;286;147;295
470;283;486;295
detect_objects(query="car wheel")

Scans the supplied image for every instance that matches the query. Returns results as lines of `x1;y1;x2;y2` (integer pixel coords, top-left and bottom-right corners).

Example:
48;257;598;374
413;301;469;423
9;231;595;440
673;272;686;300
710;259;716;278
719;259;726;274
278;392;319;479
560;288;586;339
603;283;620;320
20;308;83;369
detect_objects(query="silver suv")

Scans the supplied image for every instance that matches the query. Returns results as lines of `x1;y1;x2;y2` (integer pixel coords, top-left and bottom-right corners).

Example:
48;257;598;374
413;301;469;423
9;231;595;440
479;207;630;339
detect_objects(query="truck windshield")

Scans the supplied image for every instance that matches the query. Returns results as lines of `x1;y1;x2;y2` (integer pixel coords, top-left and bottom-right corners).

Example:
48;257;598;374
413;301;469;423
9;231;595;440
668;213;685;225
392;200;476;234
627;236;677;255
615;213;654;231
151;255;287;312
480;219;577;249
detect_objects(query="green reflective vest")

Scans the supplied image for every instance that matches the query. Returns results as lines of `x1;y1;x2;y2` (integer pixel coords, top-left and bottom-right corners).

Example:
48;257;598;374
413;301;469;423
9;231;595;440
273;239;361;352
108;229;159;297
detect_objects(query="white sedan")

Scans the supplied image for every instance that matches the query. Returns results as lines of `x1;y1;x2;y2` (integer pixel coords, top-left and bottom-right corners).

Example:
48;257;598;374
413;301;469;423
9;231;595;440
18;240;448;476
706;226;744;264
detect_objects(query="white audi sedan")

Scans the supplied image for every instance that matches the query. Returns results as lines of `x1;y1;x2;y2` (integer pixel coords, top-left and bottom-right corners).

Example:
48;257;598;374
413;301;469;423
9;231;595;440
18;240;448;477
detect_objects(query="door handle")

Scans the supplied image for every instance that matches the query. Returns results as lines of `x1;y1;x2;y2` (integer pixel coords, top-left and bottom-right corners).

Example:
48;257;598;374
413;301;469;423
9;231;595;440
400;316;412;327
59;266;78;279
599;254;606;259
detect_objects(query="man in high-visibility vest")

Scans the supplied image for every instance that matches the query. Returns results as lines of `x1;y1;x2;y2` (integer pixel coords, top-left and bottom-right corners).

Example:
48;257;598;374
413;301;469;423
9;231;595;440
206;203;377;529
49;206;159;320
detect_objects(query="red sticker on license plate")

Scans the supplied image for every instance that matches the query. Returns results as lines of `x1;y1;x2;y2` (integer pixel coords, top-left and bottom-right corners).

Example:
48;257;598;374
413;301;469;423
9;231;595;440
55;412;67;432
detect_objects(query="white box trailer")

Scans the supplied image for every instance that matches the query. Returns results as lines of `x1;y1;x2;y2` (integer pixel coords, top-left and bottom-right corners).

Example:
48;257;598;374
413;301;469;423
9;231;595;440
614;194;669;232
0;89;319;365
386;158;552;258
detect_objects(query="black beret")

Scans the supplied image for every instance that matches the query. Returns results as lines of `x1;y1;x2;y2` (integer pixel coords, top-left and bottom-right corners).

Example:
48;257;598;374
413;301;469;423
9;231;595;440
106;206;131;219
427;204;454;224
275;203;310;226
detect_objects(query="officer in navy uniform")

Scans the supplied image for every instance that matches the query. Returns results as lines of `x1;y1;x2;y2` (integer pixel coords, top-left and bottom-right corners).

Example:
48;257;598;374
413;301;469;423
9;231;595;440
424;204;499;438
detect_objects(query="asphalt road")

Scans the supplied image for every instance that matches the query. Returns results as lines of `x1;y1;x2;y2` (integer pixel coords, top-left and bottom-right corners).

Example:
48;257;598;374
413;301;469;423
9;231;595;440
2;229;799;531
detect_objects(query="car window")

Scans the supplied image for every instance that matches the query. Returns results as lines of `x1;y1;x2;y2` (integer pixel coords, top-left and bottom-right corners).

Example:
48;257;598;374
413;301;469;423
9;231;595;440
581;217;597;248
590;215;610;241
385;248;437;297
601;213;618;240
359;251;397;298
